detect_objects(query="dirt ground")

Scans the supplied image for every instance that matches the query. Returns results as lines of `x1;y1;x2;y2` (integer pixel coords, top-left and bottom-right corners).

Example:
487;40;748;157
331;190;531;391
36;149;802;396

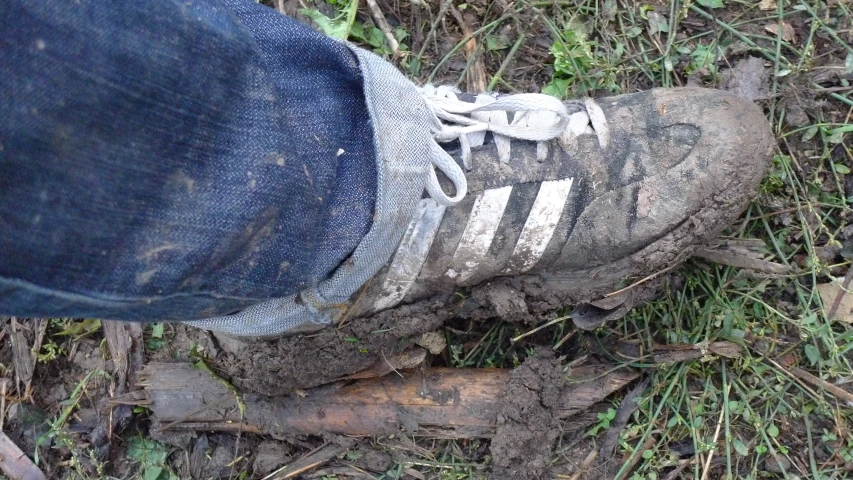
2;0;852;479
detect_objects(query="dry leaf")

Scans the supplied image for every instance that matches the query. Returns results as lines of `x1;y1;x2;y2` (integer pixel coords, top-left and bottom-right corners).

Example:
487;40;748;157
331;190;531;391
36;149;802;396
817;282;853;323
765;22;796;43
759;0;776;10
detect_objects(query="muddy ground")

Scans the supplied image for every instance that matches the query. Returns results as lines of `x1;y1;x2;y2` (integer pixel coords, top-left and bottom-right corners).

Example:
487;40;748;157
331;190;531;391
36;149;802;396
2;0;852;478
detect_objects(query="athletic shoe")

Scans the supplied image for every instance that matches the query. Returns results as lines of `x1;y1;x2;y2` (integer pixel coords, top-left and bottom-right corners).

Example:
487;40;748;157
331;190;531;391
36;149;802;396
188;49;774;336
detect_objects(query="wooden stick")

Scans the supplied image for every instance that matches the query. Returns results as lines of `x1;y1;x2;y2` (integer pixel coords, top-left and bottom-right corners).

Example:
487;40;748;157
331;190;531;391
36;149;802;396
567;449;598;480
0;432;46;480
789;366;853;405
141;362;637;438
265;443;345;480
615;436;657;480
364;0;398;56
449;4;487;92
700;397;727;480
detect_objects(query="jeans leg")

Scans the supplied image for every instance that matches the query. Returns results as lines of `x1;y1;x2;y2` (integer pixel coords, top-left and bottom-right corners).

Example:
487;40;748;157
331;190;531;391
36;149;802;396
0;0;376;321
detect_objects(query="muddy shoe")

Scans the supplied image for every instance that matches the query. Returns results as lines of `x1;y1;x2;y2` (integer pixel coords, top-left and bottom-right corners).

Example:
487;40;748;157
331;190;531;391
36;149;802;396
188;51;774;336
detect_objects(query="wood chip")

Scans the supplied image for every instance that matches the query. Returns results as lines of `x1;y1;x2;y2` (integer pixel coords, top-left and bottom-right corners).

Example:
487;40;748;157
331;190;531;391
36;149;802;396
92;321;145;451
708;341;744;359
0;432;46;480
103;321;145;395
10;318;47;400
142;362;637;439
449;5;487;93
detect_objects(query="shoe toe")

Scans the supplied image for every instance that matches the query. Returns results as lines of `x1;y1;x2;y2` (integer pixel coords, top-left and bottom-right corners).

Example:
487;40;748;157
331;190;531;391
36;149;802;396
556;88;774;270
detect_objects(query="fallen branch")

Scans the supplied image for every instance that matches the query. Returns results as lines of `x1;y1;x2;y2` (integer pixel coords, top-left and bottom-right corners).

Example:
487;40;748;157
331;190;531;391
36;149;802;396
139;362;637;439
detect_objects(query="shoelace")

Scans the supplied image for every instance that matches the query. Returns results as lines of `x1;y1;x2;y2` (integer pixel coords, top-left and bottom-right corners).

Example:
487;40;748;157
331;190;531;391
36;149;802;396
420;85;610;207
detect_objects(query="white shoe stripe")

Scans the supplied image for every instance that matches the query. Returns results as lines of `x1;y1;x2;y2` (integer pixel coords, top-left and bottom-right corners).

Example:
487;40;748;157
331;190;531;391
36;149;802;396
373;199;446;312
505;177;574;274
446;185;513;283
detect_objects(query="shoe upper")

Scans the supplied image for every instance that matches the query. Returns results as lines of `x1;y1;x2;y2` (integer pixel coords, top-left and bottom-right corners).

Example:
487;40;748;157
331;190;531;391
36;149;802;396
355;87;774;320
188;46;774;337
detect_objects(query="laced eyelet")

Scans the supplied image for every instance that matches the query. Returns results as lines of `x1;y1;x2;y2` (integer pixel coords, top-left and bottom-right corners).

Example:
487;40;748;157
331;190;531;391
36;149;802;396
419;85;609;206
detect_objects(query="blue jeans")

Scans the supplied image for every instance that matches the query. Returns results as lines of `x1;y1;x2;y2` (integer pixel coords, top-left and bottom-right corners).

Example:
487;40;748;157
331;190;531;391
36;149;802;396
0;0;377;321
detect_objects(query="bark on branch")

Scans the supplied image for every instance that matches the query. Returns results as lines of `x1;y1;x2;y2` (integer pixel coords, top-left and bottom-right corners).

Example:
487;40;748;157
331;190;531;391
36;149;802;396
136;362;638;439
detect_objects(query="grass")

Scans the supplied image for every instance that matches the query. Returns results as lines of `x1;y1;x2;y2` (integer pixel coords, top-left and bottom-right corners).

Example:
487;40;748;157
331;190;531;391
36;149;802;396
10;0;852;478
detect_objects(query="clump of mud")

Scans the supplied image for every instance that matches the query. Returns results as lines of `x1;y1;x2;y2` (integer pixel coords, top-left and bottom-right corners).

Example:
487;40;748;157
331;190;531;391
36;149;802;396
208;294;456;396
490;350;568;480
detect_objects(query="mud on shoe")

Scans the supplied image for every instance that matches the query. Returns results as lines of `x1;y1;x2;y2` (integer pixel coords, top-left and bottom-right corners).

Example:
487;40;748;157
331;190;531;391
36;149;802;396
188;48;775;337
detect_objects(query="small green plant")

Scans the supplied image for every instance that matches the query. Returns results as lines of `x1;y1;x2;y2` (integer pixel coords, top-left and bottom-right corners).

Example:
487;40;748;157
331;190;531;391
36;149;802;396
54;318;102;341
587;407;617;436
127;436;179;480
299;0;410;58
37;341;65;363
35;369;102;465
299;0;358;40
543;18;619;98
146;322;166;351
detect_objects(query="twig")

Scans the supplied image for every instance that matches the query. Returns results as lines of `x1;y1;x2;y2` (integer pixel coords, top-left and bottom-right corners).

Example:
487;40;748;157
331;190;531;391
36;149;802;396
614;436;657;480
700;391;727;480
789;366;853;405
266;443;346;480
0;380;7;433
662;459;693;480
567;449;598;480
381;350;404;378
511;315;570;343
553;328;577;350
604;261;683;298
415;0;454;71
364;0;399;56
487;33;527;92
761;355;822;400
